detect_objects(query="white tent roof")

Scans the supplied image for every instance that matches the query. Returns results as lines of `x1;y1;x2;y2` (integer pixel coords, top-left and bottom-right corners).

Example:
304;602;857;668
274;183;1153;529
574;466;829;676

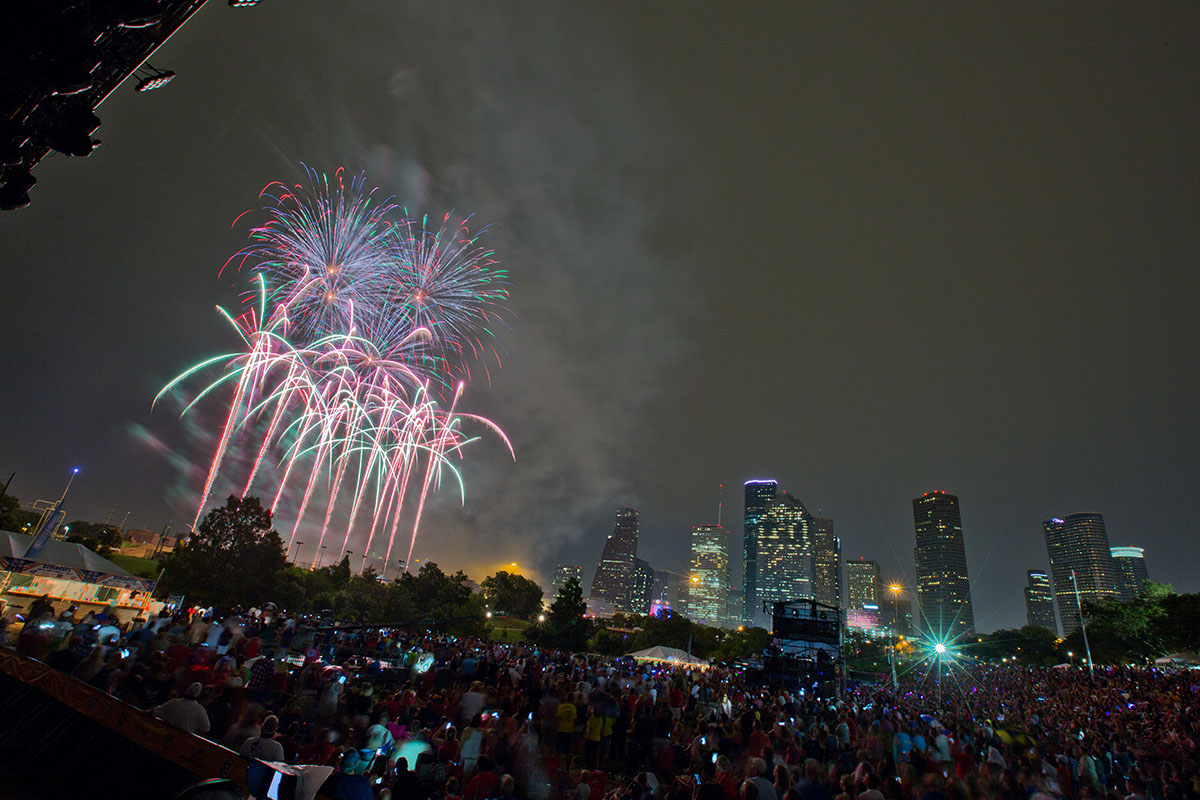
627;645;710;667
1154;652;1200;665
0;530;136;577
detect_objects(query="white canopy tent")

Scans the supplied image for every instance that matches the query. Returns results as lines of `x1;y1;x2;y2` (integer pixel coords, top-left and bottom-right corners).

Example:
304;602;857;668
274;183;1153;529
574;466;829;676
0;531;156;619
627;645;710;668
1154;653;1200;668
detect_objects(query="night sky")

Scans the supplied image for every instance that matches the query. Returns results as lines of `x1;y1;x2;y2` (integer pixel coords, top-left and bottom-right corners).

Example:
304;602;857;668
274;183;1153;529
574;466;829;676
2;4;1197;632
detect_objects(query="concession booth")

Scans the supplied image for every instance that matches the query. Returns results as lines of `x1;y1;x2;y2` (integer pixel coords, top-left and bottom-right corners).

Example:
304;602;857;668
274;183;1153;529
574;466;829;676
0;531;159;621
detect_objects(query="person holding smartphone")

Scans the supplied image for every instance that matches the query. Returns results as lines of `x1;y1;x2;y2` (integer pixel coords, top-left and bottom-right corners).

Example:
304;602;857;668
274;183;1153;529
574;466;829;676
695;761;725;800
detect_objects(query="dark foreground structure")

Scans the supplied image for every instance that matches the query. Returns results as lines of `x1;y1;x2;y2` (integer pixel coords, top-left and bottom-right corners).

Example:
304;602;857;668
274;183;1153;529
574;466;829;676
0;0;264;210
0;648;249;799
762;598;843;694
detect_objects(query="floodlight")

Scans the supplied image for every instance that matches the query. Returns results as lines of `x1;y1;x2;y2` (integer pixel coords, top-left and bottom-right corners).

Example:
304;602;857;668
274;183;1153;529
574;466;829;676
134;70;176;92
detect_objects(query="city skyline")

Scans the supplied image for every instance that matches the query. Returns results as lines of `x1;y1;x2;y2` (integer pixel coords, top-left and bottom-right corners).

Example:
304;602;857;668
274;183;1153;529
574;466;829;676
2;4;1197;634
3;463;1162;635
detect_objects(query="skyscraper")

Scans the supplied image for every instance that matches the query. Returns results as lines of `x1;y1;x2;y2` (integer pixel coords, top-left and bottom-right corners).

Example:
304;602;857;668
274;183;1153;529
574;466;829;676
727;589;744;628
742;480;778;624
881;593;913;635
630;558;655;615
1043;513;1120;634
1024;569;1057;634
813;518;841;608
688;523;729;626
651;570;673;614
1110;546;1149;600
913;491;976;639
590;507;641;612
552;564;583;595
753;491;815;628
845;558;882;610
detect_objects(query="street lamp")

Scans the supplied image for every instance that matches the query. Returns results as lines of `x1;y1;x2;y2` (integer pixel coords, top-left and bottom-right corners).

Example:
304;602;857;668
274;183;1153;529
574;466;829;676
931;639;950;708
318;545;327;568
538;614;546;623
888;584;902;689
1069;569;1096;681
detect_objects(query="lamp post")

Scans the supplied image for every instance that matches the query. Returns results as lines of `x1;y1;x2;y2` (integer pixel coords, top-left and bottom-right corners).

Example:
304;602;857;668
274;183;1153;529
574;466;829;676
58;468;80;505
1070;569;1096;681
317;545;327;568
889;584;902;690
934;642;947;708
289;540;304;562
360;552;368;574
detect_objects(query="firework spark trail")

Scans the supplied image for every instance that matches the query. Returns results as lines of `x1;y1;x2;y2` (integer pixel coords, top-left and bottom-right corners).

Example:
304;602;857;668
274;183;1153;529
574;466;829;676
162;170;511;568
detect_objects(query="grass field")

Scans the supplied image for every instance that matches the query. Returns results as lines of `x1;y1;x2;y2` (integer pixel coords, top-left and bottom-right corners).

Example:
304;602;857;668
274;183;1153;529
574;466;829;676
489;616;531;642
110;554;160;580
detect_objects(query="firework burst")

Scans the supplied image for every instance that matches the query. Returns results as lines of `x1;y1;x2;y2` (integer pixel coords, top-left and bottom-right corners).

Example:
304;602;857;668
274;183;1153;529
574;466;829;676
159;168;512;572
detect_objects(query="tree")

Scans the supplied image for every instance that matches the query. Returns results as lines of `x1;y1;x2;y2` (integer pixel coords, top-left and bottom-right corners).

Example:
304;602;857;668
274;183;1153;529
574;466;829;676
544;577;588;650
158;495;287;608
95;525;124;550
481;570;544;618
1082;581;1175;663
1154;591;1200;654
393;562;487;636
712;626;772;662
0;492;42;533
65;532;116;560
969;625;1061;666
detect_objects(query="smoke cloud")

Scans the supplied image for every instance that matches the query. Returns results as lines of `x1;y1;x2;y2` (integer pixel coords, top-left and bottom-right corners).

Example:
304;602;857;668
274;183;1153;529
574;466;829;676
143;5;694;587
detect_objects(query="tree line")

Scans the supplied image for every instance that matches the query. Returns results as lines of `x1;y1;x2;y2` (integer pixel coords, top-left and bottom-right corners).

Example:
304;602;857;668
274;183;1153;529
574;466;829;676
154;495;777;659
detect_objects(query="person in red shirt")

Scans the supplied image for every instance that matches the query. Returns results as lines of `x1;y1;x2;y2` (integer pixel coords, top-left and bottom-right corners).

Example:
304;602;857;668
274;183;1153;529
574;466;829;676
669;685;686;720
463;755;499;800
164;638;192;674
16;616;51;661
748;721;771;760
715;755;740;800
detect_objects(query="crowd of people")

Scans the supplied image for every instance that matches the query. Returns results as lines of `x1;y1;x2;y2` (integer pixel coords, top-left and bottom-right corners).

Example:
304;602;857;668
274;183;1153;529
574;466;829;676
4;596;1199;800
